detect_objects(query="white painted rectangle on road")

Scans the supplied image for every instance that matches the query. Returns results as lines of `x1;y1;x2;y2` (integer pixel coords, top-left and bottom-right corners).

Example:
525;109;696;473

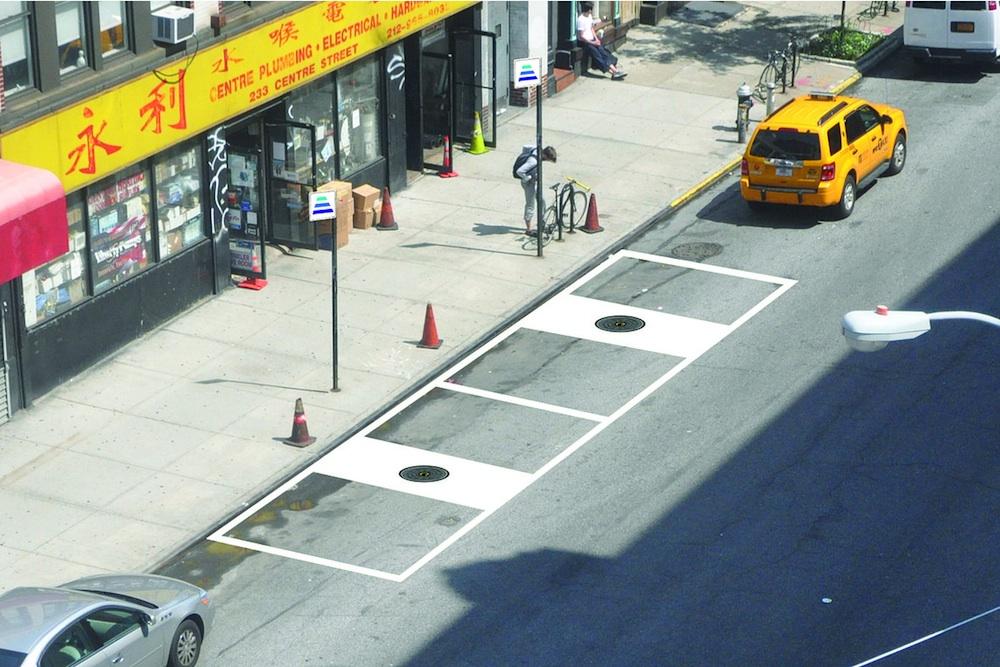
311;437;534;511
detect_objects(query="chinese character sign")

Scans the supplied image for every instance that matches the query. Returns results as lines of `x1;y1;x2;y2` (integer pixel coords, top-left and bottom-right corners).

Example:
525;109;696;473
0;1;476;192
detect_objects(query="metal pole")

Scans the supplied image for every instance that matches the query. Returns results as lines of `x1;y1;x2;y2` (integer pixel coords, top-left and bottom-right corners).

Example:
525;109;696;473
331;221;339;392
536;83;543;258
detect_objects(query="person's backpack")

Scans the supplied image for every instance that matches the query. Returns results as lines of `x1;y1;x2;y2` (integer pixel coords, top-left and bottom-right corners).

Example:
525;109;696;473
512;150;533;179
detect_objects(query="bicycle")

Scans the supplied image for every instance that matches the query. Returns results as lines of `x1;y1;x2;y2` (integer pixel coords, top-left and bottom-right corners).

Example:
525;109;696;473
523;176;592;248
752;38;801;103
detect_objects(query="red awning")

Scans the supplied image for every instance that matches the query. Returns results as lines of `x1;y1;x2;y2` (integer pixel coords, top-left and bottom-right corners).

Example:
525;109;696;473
0;159;68;284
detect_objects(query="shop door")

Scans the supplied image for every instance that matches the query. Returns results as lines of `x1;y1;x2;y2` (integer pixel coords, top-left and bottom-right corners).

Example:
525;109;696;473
0;286;19;424
265;122;318;250
225;120;266;281
421;51;453;172
451;29;497;148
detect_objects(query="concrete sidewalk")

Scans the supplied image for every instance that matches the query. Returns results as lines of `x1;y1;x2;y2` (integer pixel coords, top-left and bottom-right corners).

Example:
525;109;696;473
0;2;902;592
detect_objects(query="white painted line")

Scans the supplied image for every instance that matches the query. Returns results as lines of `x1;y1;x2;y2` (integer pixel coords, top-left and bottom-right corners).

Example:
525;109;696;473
438;380;608;422
852;604;1000;666
616;249;797;286
520;293;730;358
208;252;798;581
311;437;534;511
211;534;405;582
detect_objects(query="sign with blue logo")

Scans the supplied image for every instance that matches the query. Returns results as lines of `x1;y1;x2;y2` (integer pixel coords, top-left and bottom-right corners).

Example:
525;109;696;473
513;58;542;89
308;192;336;222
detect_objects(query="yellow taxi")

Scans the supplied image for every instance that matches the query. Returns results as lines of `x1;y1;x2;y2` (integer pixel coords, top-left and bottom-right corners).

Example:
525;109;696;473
740;91;908;218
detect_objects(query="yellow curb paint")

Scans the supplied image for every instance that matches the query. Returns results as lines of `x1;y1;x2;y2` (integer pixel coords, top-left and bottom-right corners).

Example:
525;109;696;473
670;157;742;209
831;72;863;95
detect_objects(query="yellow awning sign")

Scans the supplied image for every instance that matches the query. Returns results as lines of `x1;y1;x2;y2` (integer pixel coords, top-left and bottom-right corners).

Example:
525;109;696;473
0;1;475;192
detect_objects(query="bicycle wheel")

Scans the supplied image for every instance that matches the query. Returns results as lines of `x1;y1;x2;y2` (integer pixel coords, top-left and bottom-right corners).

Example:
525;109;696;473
569;190;589;230
754;63;778;102
541;206;558;245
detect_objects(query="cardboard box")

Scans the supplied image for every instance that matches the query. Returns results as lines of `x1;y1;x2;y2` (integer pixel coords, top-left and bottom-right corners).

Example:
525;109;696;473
352;184;380;212
372;200;382;227
353;209;375;230
336;212;350;248
316;180;354;238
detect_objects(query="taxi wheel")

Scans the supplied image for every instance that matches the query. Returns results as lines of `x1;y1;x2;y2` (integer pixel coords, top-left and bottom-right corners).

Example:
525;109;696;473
835;174;856;219
886;133;906;176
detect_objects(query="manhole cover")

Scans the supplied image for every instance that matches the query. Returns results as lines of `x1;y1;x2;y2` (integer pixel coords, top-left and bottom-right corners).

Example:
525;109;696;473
595;315;645;332
399;465;450;482
670;242;723;262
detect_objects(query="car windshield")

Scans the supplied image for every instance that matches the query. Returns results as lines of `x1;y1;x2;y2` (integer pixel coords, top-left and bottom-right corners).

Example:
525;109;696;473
0;649;27;667
749;130;821;161
79;589;157;610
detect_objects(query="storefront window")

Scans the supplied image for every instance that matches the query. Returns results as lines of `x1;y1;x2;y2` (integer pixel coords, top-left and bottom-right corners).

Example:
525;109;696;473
22;196;89;328
337;57;383;178
287;76;335;183
0;2;33;94
87;166;153;294
154;143;204;258
98;1;127;58
56;1;88;74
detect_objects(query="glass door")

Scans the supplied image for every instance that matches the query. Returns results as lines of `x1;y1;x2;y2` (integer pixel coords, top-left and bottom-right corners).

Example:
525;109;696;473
225;147;266;281
265;122;318;250
421;51;452;172
451;29;497;148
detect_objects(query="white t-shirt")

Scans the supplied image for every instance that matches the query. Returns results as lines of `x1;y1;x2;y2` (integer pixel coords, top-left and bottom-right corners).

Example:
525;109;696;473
577;14;598;42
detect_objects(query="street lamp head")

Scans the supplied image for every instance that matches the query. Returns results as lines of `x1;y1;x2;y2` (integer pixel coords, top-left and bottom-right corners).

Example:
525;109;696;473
841;305;931;352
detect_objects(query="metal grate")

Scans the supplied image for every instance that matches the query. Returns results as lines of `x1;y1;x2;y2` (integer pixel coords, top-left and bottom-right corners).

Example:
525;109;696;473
0;309;9;426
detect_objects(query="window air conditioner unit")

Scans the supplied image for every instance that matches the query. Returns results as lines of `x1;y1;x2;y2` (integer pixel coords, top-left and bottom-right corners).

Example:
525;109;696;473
152;6;195;45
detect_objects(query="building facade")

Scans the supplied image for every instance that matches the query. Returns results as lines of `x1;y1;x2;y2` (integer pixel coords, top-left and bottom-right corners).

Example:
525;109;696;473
0;1;636;425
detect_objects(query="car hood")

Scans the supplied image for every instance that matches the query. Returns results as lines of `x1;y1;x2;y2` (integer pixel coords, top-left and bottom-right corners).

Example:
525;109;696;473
61;574;203;609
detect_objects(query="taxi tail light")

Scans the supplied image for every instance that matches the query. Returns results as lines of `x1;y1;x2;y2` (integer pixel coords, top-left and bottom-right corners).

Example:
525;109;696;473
741;158;749;176
820;163;836;181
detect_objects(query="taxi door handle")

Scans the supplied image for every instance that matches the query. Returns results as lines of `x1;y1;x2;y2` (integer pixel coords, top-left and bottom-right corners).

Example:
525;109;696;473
111;656;124;665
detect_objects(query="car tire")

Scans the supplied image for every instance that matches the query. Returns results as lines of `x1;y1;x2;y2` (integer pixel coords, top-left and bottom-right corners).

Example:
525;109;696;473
834;174;856;219
886;133;906;176
168;619;202;667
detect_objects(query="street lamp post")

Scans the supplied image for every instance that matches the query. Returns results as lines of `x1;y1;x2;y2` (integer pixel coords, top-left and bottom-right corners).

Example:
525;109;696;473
841;305;1000;352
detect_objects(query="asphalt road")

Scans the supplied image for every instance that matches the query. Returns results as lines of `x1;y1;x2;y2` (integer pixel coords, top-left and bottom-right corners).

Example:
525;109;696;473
159;56;1000;666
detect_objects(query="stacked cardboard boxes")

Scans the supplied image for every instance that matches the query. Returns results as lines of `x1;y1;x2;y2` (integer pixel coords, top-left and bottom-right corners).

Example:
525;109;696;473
352;184;380;229
316;180;354;248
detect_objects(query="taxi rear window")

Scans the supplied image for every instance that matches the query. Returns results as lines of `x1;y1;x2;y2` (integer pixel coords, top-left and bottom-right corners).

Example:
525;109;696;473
749;130;821;161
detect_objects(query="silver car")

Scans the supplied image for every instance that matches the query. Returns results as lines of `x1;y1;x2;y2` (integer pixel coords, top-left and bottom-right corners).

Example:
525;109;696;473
0;574;214;667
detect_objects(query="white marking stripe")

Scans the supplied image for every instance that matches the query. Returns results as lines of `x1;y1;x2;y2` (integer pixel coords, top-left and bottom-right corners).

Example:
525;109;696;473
616;249;798;286
520;293;730;357
211;535;405;582
438;380;608;422
311;437;533;511
852;604;1000;666
209;252;797;580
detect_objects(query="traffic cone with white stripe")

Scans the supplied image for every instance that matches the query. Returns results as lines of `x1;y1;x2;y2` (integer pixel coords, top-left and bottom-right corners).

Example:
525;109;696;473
283;398;316;447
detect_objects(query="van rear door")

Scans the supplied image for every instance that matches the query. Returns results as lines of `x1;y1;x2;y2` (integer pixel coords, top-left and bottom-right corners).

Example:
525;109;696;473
946;1;998;51
904;1;949;49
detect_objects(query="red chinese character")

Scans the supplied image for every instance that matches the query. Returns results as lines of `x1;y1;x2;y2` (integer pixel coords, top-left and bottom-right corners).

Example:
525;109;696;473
324;2;345;22
212;47;244;73
269;20;299;47
65;107;121;176
139;70;188;135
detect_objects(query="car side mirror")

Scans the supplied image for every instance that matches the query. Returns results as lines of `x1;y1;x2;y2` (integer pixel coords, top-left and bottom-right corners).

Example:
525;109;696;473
139;613;152;637
881;114;893;125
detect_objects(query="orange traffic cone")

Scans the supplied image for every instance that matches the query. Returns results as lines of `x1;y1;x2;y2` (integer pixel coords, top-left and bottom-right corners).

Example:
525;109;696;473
417;303;443;349
580;193;605;234
283;398;316;447
376;187;398;230
439;135;458;178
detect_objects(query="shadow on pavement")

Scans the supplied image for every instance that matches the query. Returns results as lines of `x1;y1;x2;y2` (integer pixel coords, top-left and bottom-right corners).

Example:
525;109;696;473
405;218;1000;667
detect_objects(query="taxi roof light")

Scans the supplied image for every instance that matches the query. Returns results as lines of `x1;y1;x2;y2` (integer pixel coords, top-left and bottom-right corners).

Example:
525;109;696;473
809;90;836;100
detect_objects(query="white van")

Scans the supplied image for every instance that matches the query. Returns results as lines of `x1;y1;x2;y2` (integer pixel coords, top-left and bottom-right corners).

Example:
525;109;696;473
903;0;1000;62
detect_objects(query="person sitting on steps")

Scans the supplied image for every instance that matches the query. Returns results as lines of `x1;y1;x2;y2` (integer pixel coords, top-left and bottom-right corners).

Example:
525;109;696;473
577;2;627;80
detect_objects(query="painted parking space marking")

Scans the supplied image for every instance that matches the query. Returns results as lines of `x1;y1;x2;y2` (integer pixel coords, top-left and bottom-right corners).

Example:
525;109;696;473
209;250;796;579
439;380;609;423
310;437;534;511
519;293;730;357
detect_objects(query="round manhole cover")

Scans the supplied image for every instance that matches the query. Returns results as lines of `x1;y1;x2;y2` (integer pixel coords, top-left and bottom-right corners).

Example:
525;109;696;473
595;315;646;332
399;465;450;482
670;242;722;262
